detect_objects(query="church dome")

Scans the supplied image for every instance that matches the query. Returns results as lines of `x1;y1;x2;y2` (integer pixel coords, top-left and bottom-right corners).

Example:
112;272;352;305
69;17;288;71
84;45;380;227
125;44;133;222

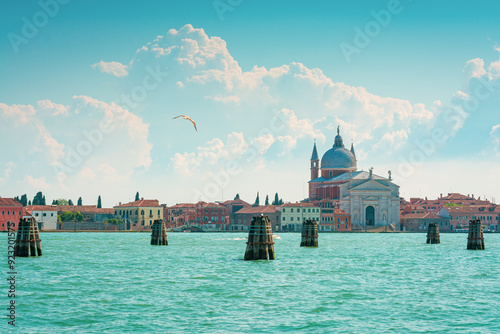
320;127;357;169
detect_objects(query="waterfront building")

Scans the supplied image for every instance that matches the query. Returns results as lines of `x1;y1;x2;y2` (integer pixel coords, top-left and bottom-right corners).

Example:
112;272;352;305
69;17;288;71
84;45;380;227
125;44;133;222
439;205;498;232
316;199;351;231
25;205;58;230
194;202;228;231
400;212;451;232
165;203;197;227
280;202;320;232
0;197;23;231
230;206;280;231
308;127;400;228
221;198;252;222
114;199;163;230
407;193;492;213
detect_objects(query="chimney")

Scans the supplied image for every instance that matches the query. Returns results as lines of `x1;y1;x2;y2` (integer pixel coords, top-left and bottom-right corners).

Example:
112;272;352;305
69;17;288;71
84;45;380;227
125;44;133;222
119;202;121;206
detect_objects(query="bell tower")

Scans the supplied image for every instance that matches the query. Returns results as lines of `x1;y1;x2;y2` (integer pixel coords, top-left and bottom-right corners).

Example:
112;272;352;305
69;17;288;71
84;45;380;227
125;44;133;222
310;140;319;180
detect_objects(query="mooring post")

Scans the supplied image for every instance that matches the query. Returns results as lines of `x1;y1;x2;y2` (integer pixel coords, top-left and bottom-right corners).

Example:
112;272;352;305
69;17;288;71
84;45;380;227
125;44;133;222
426;222;440;244
151;219;168;245
14;217;42;257
300;219;318;247
244;215;275;260
467;219;485;250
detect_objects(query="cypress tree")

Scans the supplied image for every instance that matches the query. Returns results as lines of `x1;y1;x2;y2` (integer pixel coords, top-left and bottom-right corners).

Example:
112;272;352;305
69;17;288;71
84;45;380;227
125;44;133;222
20;194;28;206
273;193;279;205
97;196;102;208
68;199;74;206
234;193;240;200
77;197;82;206
135;192;140;201
253;192;260;207
265;195;269;206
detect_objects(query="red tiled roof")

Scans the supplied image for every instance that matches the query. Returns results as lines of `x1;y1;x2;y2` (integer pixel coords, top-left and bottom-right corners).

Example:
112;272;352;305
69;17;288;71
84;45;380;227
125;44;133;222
234;206;279;214
0;198;22;207
25;205;59;212
402;212;447;219
201;202;225;209
115;199;161;208
168;203;196;209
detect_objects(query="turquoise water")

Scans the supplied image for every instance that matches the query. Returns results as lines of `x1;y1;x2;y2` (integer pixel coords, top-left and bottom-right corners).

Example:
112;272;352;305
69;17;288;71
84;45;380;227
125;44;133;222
1;232;499;333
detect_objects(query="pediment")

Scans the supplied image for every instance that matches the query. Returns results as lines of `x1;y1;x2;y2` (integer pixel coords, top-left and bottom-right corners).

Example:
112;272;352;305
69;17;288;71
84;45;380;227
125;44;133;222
350;180;391;192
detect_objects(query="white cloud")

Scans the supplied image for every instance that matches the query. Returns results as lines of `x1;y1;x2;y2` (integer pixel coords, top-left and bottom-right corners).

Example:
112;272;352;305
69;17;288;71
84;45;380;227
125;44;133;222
24;175;49;189
91;60;129;77
0;103;36;123
37;99;69;116
253;134;275;154
464;58;486;79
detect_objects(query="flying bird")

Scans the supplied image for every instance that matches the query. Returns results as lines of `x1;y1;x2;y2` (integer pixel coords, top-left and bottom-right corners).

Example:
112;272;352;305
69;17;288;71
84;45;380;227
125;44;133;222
173;115;197;131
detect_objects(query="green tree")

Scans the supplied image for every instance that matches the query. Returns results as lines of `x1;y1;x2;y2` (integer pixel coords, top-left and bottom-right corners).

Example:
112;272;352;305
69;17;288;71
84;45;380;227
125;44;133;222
77;197;82;206
234;193;240;200
58;211;74;222
272;193;279;205
253;192;260;207
68;199;74;206
33;192;46;205
52;199;57;205
75;212;84;222
97;196;102;208
445;202;462;207
105;218;123;225
279;198;284;205
20;194;28;206
56;199;69;206
135;192;140;201
265;195;269;206
28;200;32;205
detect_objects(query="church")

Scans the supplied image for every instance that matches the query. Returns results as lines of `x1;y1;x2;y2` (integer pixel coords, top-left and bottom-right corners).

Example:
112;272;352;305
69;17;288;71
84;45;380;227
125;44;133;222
308;127;400;227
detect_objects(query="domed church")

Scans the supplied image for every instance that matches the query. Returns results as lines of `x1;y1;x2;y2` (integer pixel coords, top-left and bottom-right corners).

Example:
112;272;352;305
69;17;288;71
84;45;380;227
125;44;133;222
309;127;400;227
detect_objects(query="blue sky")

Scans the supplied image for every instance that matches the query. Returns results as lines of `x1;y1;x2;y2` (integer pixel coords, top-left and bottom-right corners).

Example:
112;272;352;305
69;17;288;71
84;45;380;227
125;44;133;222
1;0;499;206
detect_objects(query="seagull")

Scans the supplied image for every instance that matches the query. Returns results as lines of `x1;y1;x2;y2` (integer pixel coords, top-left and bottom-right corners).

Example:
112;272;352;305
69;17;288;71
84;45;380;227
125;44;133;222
173;115;197;131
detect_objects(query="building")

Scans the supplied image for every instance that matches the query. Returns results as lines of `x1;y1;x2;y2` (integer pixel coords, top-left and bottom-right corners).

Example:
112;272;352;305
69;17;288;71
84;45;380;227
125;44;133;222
165;203;197;227
222;198;252;223
25;205;58;230
308;127;400;228
439;205;498;232
195;202;228;231
316;199;351;231
0;198;23;231
114;199;163;231
400;212;451;232
280;202;320;231
408;193;492;213
230;206;281;231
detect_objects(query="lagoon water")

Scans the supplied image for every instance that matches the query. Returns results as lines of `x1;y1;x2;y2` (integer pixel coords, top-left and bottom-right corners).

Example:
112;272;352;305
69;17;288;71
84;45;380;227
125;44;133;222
2;232;500;333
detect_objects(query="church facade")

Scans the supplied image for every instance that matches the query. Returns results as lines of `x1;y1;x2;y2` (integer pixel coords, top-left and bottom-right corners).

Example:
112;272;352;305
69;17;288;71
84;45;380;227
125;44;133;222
308;128;400;227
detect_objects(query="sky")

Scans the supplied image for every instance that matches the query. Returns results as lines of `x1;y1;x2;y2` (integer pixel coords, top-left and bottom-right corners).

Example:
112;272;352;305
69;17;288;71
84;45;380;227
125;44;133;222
1;0;499;207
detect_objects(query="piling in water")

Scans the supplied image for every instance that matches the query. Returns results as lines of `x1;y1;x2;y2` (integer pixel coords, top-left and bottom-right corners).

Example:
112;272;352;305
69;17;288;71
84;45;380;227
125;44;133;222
151;219;168;245
467;219;484;250
14;217;42;257
426;222;440;244
244;215;275;260
300;219;318;247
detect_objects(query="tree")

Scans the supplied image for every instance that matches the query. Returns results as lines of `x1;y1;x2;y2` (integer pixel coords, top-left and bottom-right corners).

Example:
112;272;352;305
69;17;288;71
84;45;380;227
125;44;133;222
52;199;57;205
265;195;269;206
68;199;74;206
445;202;462;207
253;192;260;207
234;193;240;200
20;194;27;206
97;196;102;208
105;218;123;225
28;200;32;205
279;198;284;205
77;197;82;206
272;193;280;205
75;212;84;222
135;192;140;201
33;191;46;205
55;199;69;206
14;196;20;203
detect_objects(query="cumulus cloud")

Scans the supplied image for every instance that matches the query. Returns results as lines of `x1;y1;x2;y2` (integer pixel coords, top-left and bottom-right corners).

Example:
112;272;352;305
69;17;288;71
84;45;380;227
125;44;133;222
464;58;486;79
37;99;69;116
91;60;129;77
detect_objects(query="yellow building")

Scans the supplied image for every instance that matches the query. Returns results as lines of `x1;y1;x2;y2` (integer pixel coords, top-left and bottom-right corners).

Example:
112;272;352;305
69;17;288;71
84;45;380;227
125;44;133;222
114;199;163;230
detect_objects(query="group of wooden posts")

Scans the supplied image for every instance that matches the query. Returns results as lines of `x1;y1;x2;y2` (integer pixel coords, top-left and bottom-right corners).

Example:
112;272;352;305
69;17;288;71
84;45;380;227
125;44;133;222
12;217;486;259
426;219;485;250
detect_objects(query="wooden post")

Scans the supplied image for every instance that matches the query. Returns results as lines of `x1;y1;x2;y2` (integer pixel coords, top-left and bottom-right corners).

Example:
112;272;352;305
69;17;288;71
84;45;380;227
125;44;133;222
244;215;275;260
426;222;440;244
467;219;485;250
300;219;318;247
151;219;168;245
14;217;42;257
